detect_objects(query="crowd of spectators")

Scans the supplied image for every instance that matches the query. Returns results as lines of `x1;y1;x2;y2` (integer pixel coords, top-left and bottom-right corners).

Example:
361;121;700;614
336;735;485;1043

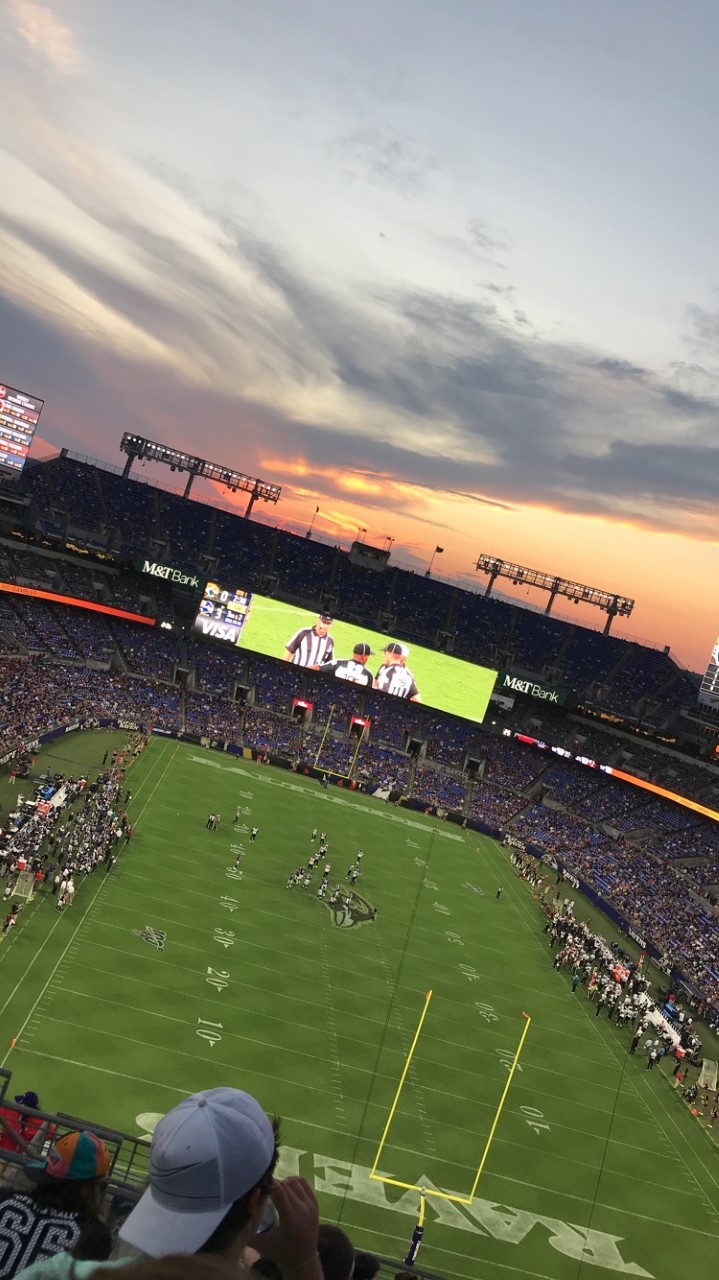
2;555;719;1009
470;784;524;828
423;716;478;768
579;784;649;828
355;743;412;792
495;801;719;1007
241;708;299;756
15;454;703;719
301;731;356;776
251;656;302;712
6;598;80;659
412;766;466;812
190;639;247;696
112;622;182;680
541;762;605;808
481;736;548;790
184;692;240;741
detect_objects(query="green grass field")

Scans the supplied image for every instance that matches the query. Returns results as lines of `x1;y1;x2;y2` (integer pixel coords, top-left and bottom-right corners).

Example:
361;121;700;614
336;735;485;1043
214;592;497;724
1;732;718;1280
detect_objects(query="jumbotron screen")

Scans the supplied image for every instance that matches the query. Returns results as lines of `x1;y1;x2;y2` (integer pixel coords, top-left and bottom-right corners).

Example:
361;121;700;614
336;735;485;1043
193;583;497;724
0;383;44;476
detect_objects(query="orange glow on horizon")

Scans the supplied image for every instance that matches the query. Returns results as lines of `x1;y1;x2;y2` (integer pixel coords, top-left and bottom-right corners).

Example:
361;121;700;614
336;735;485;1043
110;452;717;672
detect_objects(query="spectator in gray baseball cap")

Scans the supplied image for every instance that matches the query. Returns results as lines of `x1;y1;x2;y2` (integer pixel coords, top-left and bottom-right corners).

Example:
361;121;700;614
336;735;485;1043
16;1088;323;1280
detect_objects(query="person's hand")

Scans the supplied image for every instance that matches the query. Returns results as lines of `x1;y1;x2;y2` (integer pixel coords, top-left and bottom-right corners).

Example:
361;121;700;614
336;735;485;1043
253;1176;320;1272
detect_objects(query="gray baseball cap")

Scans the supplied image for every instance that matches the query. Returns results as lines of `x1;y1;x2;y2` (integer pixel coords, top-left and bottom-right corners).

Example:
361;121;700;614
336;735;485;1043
120;1087;276;1256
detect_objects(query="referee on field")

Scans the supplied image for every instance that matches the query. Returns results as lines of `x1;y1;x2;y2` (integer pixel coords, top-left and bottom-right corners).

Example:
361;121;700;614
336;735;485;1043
319;642;374;686
374;641;422;701
282;612;335;668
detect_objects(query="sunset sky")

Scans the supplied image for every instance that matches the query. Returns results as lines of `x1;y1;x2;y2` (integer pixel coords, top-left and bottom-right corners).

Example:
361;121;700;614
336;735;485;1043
2;0;718;671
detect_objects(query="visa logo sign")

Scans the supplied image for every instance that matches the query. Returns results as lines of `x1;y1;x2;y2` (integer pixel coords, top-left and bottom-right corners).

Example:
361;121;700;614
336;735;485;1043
200;620;240;642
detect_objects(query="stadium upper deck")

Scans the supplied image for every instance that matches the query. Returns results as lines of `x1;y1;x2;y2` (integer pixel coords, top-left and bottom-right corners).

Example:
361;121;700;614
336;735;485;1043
5;450;701;727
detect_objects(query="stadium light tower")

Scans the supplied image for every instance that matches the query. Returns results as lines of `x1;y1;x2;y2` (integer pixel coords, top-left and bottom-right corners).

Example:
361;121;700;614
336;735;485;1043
475;553;634;634
120;434;281;517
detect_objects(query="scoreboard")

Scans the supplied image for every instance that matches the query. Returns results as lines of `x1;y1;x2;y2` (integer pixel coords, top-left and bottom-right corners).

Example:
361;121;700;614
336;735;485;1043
193;581;253;646
0;383;44;476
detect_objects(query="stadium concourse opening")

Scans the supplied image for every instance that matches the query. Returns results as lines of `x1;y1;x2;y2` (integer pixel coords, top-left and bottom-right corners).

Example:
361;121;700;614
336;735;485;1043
0;446;718;1279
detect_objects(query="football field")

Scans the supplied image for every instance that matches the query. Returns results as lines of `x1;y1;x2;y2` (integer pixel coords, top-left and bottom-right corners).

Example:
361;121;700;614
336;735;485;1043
1;734;718;1280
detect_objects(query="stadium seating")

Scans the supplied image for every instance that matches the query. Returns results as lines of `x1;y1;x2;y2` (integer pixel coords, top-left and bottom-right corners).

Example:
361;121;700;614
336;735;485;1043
12;452;705;725
3;452;719;1013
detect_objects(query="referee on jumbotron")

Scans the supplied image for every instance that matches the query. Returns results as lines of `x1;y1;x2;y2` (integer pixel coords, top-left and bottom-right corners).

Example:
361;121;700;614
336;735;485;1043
319;642;374;686
282;612;335;668
374;641;422;701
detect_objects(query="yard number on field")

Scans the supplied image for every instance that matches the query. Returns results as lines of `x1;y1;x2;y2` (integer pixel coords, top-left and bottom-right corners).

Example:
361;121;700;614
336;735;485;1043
475;1001;499;1023
213;927;235;948
496;1047;523;1073
206;966;230;992
520;1105;550;1135
196;1017;223;1047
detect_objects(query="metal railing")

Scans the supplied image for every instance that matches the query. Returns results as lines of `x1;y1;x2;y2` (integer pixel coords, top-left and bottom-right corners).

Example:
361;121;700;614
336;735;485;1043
0;1072;447;1278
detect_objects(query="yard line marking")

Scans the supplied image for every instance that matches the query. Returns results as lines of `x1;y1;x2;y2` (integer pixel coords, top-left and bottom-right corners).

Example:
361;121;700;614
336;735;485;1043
84;913;398;991
27;1005;643;1137
81;901;644;1060
13;1046;690;1226
35;944;394;1031
48;952;675;1141
317;920;348;1128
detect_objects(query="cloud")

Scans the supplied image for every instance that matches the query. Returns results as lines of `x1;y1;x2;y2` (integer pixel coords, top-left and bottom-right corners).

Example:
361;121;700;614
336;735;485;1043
468;217;510;259
685;294;719;364
589;356;648;381
8;0;81;74
3;135;719;544
330;124;432;197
